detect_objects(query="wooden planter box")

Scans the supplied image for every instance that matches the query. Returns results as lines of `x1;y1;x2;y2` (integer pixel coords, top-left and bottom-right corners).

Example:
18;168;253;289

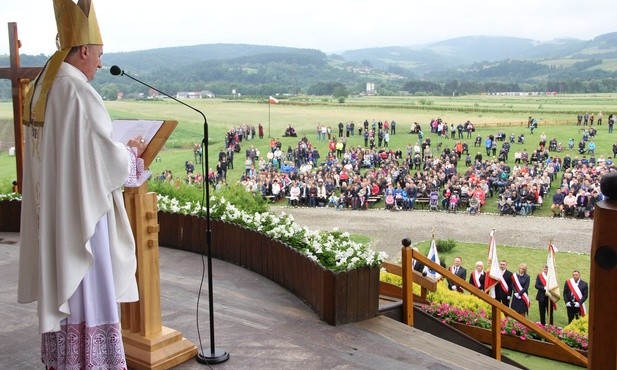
157;211;380;326
449;322;587;366
0;200;21;232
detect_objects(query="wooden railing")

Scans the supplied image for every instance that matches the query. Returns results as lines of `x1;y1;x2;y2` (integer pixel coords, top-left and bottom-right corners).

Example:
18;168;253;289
380;261;437;304
399;246;588;367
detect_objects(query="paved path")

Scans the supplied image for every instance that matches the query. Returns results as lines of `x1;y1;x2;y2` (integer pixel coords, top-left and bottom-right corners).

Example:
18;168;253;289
282;207;594;260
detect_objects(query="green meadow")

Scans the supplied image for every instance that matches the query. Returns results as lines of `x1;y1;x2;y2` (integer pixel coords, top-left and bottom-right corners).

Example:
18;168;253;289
3;93;617;215
2;93;615;220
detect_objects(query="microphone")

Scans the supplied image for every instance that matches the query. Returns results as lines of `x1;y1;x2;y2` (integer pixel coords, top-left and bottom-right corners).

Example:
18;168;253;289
110;65;122;76
110;65;229;365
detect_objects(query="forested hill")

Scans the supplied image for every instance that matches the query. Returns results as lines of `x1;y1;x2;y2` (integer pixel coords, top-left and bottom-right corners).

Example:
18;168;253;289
2;33;617;98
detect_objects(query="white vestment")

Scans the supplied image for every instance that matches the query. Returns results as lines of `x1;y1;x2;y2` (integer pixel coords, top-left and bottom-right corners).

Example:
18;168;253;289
18;62;138;335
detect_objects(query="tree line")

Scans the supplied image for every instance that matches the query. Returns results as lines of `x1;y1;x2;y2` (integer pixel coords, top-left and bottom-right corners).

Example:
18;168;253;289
2;51;617;100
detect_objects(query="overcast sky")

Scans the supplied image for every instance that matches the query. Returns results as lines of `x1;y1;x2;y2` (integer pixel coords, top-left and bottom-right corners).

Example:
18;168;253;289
1;0;615;57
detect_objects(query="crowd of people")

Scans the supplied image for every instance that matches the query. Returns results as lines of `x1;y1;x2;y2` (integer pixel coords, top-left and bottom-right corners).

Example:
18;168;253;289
229;126;610;220
161;115;616;221
440;257;588;324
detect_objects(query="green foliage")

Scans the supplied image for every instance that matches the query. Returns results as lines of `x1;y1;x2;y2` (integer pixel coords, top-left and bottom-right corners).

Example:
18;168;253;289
436;239;456;253
332;86;348;99
380;271;402;286
426;281;492;314
0;178;14;194
157;192;387;271
148;180;269;216
563;315;588;336
212;183;269;215
147;180;204;204
379;271;421;295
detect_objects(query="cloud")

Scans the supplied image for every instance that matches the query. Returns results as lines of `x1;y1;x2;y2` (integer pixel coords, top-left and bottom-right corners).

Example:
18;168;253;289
0;0;614;56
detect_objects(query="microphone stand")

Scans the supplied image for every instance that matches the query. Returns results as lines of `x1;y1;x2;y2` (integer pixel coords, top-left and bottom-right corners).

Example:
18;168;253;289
111;67;229;364
197;112;230;365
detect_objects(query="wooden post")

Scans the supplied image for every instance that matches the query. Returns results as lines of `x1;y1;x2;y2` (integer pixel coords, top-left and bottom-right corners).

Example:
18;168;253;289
401;245;413;326
0;22;42;193
588;196;617;370
121;184;197;369
491;305;502;361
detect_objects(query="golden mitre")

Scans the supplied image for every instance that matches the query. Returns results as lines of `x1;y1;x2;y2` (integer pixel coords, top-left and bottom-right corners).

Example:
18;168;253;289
54;0;103;49
23;0;103;126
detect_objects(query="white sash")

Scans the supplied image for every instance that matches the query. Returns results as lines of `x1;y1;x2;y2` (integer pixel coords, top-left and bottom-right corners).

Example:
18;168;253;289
472;270;483;288
567;278;587;316
512;273;530;308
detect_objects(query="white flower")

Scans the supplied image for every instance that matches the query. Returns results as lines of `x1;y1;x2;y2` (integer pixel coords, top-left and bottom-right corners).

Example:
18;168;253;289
156;193;387;271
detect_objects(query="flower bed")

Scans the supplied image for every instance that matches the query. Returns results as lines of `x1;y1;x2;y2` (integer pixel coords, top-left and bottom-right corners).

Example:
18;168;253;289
158;194;387;272
421;302;588;364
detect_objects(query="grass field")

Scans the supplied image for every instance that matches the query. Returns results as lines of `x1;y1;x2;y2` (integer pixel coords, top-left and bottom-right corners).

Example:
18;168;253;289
2;95;617;207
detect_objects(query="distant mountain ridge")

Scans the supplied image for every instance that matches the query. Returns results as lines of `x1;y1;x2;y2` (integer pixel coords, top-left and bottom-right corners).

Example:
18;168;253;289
5;33;614;74
339;34;606;74
2;32;617;97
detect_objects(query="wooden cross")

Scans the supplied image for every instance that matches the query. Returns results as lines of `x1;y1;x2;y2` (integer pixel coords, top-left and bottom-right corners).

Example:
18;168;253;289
0;22;42;193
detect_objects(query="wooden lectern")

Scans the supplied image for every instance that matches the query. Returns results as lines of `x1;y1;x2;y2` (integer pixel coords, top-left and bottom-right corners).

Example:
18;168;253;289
120;120;198;369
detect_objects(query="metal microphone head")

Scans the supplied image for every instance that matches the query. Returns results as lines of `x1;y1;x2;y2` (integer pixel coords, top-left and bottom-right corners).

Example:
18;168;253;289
110;65;123;76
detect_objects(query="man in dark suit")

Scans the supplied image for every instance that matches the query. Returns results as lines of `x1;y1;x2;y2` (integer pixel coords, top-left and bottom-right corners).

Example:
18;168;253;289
535;265;550;325
564;270;588;323
412;247;426;274
447;256;467;293
495;260;513;306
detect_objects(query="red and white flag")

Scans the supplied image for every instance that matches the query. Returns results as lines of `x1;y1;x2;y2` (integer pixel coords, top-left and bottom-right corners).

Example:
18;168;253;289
546;242;561;306
269;96;279;104
484;229;503;297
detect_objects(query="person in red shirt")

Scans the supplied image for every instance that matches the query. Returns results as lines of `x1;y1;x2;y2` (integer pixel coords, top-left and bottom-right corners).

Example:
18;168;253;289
472;185;486;206
328;138;336;154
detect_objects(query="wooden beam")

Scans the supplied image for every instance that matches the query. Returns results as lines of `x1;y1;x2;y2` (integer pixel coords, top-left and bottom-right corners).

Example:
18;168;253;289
0;22;42;193
492;305;502;361
401;246;413;326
